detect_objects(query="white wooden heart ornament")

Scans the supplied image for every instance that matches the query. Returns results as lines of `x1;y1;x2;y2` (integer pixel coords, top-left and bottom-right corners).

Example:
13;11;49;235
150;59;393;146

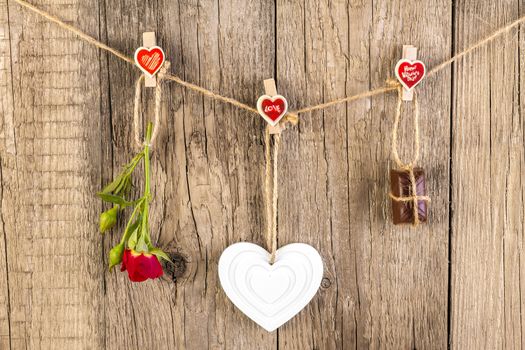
218;242;323;332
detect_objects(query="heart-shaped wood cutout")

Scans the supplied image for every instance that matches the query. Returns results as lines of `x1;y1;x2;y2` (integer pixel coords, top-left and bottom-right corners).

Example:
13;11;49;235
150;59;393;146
256;95;288;126
218;242;323;332
395;59;426;91
134;46;165;77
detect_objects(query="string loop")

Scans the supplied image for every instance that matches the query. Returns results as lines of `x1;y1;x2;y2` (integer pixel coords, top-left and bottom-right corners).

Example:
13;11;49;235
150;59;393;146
390;87;430;226
133;61;171;149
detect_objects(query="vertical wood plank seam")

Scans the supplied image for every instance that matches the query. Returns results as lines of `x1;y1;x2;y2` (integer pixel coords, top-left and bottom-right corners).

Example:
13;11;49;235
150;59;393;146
3;0;16;155
97;0;110;348
0;166;12;350
2;0;16;347
367;2;374;347
517;1;525;346
447;1;457;349
344;2;361;348
4;0;20;177
302;0;307;105
176;5;208;345
273;1;279;349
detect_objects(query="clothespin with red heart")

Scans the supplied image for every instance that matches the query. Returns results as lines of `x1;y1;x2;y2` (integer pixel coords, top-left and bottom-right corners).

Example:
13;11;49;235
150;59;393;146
134;32;166;87
395;45;426;101
257;79;288;134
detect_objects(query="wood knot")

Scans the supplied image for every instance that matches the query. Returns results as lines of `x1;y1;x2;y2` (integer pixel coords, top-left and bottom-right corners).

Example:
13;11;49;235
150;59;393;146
321;277;332;289
164;252;187;282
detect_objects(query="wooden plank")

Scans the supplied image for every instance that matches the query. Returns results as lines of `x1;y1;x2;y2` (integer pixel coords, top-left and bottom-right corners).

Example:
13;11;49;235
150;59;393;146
101;1;180;349
0;2;13;348
166;0;276;347
0;0;105;349
275;1;357;348
451;0;524;348
277;0;451;348
102;0;276;348
4;0;525;348
365;2;451;347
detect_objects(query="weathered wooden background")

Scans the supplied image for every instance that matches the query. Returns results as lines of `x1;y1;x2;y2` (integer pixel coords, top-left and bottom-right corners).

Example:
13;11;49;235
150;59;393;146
0;0;523;349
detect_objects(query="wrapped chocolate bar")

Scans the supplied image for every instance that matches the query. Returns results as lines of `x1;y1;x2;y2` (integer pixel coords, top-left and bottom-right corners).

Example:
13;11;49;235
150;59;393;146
389;167;429;225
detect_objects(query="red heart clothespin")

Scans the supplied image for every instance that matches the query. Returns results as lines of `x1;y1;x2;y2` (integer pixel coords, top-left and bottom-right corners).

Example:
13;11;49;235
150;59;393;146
257;79;288;133
257;95;288;127
395;45;426;101
135;46;165;77
134;32;165;87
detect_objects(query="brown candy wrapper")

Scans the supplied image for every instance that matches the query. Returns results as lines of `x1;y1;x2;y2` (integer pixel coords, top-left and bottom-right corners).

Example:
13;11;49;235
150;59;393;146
390;168;427;225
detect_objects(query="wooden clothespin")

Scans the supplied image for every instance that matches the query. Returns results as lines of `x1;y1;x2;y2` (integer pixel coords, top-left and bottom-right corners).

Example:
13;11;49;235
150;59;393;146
401;45;417;101
395;45;426;102
134;32;166;87
257;78;288;134
143;32;157;87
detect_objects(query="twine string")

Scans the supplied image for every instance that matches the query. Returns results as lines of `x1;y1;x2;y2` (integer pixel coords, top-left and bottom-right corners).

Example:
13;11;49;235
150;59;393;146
391;86;420;168
13;0;525;121
264;127;280;264
133;62;171;148
133;74;145;147
389;87;431;225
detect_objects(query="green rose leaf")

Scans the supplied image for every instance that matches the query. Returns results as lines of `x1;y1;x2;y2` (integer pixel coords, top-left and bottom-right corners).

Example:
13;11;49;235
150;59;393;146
127;225;140;250
135;238;148;253
149;247;172;263
97;193;133;206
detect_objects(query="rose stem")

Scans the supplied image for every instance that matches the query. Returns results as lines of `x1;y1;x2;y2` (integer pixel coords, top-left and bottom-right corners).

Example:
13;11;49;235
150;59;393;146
143;122;153;242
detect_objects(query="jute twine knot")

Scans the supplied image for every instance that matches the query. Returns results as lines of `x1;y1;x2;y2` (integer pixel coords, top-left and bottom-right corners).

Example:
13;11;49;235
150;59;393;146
133;61;171;149
386;78;402;88
284;112;299;125
389;86;430;226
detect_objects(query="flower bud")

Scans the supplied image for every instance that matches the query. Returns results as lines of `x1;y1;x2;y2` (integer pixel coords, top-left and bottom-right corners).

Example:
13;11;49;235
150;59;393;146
99;206;118;233
108;243;125;270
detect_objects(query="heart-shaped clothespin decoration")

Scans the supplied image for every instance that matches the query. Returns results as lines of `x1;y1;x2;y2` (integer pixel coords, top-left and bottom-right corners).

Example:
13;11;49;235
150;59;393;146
218;242;323;332
134;46;165;78
257;95;288;127
395;59;426;91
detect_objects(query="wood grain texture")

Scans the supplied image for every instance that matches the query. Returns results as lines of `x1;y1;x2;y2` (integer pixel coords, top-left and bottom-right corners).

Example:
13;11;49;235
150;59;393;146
0;2;13;348
0;0;105;349
0;0;523;349
276;0;451;349
102;0;277;349
451;0;525;348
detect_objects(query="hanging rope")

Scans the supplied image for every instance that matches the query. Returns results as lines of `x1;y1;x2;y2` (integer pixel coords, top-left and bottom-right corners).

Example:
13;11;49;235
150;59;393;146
389;87;431;226
12;0;525;121
133;62;171;148
264;127;281;264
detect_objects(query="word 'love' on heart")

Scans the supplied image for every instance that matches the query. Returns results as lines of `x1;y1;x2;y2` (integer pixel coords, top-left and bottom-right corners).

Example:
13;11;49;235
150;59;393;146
257;95;288;126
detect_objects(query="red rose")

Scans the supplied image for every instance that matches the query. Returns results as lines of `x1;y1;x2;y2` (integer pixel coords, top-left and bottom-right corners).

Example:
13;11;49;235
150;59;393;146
121;249;163;282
